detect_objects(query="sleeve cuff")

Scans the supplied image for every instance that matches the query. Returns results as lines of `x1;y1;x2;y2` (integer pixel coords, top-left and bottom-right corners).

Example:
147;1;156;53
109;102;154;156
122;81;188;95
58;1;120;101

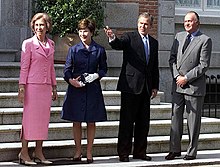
109;34;116;42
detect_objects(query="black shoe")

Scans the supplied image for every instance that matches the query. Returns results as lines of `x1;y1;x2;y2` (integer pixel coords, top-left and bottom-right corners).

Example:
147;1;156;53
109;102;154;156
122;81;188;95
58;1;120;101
133;155;152;161
87;158;94;163
119;155;129;162
183;155;196;160
165;152;181;160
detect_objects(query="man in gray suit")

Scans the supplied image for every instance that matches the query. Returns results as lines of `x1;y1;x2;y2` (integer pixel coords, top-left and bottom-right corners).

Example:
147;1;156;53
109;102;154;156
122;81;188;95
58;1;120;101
165;11;212;160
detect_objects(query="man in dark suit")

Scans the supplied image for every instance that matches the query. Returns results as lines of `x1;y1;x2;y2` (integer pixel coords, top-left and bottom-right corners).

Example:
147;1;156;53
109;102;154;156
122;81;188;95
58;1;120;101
104;12;159;162
165;11;212;161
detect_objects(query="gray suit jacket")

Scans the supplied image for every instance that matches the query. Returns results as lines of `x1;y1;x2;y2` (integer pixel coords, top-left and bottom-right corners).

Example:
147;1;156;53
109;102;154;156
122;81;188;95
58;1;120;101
169;30;212;96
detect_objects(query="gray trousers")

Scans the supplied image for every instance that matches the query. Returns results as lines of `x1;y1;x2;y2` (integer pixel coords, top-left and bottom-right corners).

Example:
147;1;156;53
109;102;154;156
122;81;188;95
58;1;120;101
169;92;204;157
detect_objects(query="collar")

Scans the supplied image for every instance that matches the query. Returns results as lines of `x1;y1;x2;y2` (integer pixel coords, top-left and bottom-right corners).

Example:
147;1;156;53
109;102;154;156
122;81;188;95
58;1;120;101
187;29;199;38
140;33;149;39
78;39;97;52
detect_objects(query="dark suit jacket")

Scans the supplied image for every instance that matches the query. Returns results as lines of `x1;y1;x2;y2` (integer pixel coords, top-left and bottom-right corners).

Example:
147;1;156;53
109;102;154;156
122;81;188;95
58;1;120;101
110;31;159;95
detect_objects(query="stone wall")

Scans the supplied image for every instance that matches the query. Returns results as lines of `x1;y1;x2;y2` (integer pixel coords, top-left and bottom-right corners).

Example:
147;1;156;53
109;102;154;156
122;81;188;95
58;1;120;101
0;0;32;61
103;0;158;39
157;0;175;102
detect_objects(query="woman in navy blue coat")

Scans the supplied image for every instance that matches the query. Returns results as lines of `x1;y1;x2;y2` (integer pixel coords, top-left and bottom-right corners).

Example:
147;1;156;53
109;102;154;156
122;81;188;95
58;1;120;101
61;18;107;163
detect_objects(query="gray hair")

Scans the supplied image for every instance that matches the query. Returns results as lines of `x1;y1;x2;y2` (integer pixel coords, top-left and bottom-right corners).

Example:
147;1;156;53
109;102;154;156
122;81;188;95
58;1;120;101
138;12;154;26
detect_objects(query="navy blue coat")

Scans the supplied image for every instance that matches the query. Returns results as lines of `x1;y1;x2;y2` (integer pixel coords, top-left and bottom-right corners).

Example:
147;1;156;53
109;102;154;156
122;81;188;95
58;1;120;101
61;40;107;122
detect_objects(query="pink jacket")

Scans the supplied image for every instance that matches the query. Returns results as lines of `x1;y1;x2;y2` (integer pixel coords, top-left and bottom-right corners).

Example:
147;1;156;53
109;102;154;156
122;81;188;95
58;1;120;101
19;35;57;86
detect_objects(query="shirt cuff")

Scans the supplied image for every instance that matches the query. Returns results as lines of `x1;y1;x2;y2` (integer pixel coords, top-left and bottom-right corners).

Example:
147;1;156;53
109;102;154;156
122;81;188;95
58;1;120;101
109;34;116;42
174;74;179;79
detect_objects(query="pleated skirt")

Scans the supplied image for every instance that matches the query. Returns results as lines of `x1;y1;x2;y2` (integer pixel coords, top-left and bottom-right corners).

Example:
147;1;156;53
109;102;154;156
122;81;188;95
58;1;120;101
21;84;52;140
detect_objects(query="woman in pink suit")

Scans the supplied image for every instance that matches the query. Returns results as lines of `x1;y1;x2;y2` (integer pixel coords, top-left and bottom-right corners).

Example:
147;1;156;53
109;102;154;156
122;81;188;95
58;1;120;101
18;13;58;165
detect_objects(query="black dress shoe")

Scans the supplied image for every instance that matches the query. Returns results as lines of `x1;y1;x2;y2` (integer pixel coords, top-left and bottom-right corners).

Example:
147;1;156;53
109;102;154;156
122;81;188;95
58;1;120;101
165;152;181;160
119;155;129;162
183;155;196;160
87;158;94;163
133;155;152;161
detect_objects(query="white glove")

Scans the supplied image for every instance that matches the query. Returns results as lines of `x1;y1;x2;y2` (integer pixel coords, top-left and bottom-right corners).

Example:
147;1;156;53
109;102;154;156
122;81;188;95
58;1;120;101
84;73;99;83
79;81;85;87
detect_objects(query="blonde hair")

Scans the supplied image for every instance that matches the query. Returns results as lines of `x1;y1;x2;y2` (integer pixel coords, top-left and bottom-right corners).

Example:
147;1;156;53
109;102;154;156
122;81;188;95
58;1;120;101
30;13;52;33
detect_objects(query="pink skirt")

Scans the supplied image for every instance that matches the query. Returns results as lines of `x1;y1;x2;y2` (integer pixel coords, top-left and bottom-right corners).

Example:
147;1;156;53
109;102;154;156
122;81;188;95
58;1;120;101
21;84;52;140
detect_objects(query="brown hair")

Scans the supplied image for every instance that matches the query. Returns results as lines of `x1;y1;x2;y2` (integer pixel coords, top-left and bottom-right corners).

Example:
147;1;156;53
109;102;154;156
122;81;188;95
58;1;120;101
78;18;96;35
30;13;52;33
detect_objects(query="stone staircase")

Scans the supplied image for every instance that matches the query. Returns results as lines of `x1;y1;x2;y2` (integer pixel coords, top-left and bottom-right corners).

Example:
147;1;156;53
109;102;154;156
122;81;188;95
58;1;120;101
0;62;220;163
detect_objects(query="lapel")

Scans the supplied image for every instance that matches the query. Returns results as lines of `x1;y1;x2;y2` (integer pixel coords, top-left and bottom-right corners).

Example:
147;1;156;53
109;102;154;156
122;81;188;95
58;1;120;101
178;31;202;67
32;35;54;58
148;35;153;64
88;40;97;53
47;39;55;56
134;31;147;63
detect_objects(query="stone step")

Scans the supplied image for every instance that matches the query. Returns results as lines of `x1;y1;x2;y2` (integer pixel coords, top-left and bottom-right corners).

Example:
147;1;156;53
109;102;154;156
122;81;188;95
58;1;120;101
0;117;220;143
1;150;220;166
1;133;220;161
0;104;172;125
0;91;120;107
0;62;64;78
0;77;164;104
0;90;164;108
0;49;18;62
0;50;122;78
0;77;118;92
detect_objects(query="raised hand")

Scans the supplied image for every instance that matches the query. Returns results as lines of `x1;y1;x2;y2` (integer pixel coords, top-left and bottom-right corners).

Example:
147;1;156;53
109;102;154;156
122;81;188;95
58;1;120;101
104;26;115;39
